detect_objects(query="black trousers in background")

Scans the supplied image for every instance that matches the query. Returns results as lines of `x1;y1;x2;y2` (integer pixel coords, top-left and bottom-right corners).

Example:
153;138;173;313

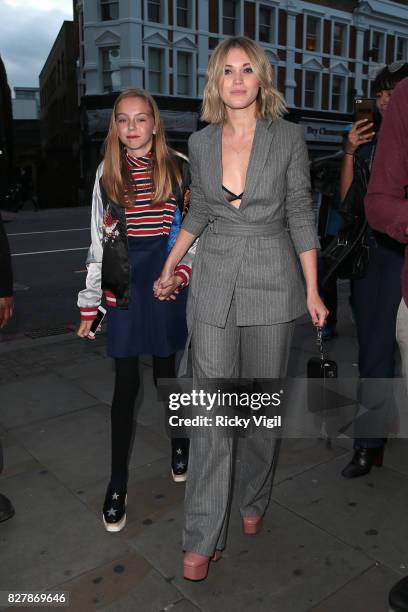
110;354;176;488
352;237;404;449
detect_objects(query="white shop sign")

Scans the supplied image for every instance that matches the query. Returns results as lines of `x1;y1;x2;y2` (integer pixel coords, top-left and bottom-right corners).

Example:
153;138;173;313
300;120;350;143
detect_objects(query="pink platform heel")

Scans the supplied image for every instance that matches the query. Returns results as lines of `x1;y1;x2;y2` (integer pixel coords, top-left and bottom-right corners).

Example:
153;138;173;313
242;516;263;535
183;549;222;581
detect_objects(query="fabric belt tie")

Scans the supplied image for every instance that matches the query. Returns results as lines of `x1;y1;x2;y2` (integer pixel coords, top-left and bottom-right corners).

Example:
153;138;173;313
207;218;284;237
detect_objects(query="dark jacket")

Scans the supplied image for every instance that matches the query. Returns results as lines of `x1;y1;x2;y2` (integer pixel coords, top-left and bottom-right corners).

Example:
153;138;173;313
0;211;13;298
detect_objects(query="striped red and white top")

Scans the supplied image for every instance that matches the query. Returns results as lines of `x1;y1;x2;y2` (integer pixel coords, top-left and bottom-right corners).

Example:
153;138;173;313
80;152;190;321
124;152;178;237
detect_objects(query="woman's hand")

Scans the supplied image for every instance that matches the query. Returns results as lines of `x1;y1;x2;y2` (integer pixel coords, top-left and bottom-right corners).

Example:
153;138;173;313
77;320;94;340
345;119;375;154
307;291;329;328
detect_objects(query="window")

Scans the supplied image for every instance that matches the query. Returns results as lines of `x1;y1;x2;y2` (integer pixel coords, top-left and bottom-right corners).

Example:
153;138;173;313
148;0;162;23
396;37;408;61
100;0;119;21
101;46;120;93
177;52;192;95
331;75;345;111
370;31;385;63
259;5;275;44
223;0;238;36
177;0;190;28
333;23;346;57
149;48;164;93
304;71;319;108
306;16;320;52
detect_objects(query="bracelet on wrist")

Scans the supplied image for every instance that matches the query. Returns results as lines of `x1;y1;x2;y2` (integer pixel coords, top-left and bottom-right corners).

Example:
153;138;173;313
344;151;354;157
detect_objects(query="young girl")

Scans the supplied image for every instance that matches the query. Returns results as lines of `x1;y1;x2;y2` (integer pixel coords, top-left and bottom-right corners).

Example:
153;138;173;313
77;88;192;532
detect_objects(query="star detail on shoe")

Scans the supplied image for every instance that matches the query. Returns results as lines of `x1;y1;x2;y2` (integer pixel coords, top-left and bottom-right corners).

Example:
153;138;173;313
176;448;183;455
176;461;186;470
112;492;119;500
107;508;117;517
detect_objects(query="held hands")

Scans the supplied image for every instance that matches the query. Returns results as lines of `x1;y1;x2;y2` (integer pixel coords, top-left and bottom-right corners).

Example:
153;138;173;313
153;269;184;301
345;119;375;155
307;291;329;329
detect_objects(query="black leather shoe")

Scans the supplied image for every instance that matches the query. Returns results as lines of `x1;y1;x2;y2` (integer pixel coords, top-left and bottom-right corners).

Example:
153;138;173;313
341;447;384;479
0;493;15;523
171;438;189;482
389;576;408;611
102;485;127;532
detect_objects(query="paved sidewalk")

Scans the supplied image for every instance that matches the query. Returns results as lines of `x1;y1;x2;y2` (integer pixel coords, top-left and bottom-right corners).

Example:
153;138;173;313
0;297;407;612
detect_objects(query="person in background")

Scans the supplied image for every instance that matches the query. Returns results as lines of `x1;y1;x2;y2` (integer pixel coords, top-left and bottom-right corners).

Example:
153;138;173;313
338;62;408;479
0;210;15;522
364;74;408;612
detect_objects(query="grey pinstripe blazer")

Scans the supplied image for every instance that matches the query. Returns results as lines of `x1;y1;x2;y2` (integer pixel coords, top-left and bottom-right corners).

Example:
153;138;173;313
181;116;320;328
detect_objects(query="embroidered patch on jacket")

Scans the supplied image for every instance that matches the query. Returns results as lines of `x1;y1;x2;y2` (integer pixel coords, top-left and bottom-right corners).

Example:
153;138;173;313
102;207;120;244
182;188;191;218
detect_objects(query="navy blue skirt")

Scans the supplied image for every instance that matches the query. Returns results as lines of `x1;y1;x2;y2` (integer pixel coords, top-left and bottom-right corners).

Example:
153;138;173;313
107;236;188;358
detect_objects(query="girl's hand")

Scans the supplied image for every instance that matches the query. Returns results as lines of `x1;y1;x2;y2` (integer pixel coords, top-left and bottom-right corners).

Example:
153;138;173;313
345;119;375;154
307;292;329;328
77;320;94;340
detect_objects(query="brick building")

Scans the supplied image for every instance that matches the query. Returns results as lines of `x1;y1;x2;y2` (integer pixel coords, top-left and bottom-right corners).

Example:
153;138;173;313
75;0;408;195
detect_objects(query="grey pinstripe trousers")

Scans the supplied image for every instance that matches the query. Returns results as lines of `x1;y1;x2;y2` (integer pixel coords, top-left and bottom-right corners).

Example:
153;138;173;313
183;297;295;555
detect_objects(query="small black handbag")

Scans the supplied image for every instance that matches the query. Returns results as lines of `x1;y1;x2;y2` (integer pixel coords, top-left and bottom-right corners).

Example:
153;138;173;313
322;220;369;284
321;147;374;286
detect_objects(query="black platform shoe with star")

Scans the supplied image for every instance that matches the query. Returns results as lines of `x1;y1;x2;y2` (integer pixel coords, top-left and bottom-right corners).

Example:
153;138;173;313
171;437;189;482
102;485;127;532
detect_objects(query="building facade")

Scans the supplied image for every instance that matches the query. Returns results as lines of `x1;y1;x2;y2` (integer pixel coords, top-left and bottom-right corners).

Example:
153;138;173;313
12;88;41;205
39;20;80;207
76;0;408;194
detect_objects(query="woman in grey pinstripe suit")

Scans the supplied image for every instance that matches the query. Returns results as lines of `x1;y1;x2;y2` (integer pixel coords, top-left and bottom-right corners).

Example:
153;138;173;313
154;36;328;581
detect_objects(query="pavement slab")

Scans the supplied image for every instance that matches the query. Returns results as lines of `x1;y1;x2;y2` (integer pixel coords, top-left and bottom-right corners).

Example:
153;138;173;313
52;551;153;611
129;500;373;612
273;438;348;484
102;568;188;612
12;407;169;491
309;564;400;612
0;373;99;429
272;449;408;574
0;430;40;478
0;470;129;591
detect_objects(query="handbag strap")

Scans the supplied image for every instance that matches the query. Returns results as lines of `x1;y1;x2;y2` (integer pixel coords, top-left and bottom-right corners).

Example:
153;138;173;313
316;327;326;361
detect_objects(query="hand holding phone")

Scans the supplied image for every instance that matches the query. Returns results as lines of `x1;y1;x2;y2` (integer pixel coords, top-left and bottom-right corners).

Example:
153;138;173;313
87;306;107;339
354;97;376;124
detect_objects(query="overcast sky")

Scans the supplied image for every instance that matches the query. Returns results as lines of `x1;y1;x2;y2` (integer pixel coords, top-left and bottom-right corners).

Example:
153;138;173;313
0;0;73;95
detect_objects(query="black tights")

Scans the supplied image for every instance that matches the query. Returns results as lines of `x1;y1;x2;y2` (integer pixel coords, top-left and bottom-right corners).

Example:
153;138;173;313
110;354;176;489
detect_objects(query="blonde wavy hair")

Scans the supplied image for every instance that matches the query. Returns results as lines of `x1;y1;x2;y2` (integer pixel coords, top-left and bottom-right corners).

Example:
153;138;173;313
202;36;287;124
102;88;181;206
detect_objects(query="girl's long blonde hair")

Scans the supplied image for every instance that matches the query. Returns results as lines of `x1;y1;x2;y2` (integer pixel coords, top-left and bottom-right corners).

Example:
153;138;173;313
102;88;181;206
201;36;287;124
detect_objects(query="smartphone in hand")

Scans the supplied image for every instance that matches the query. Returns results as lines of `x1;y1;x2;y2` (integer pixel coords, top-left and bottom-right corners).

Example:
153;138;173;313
88;306;107;338
354;97;376;124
